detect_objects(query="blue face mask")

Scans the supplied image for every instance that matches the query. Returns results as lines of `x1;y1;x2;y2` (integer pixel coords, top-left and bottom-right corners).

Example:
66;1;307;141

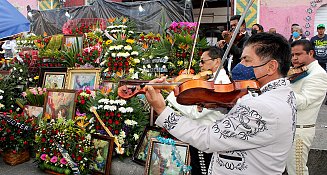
231;62;270;81
292;31;300;38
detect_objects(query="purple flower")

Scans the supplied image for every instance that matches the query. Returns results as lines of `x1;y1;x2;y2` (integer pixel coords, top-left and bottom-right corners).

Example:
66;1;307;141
60;158;67;165
40;154;47;160
170;21;178;29
50;156;58;163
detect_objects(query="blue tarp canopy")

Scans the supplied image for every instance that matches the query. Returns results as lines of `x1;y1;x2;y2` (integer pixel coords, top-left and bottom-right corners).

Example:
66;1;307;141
0;0;30;39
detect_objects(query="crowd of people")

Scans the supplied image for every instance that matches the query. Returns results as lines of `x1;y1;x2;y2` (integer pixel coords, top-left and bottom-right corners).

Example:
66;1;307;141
143;15;327;175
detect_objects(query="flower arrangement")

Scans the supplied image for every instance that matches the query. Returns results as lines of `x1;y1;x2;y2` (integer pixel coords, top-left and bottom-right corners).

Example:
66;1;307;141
22;87;46;107
0;112;37;154
35;118;94;175
152;21;208;76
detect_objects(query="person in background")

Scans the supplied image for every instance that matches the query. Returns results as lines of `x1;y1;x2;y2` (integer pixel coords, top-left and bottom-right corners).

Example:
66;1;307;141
289;25;308;44
146;33;295;175
286;40;327;175
217;15;250;73
310;24;327;70
251;23;264;35
289;24;300;43
166;47;230;175
269;28;277;34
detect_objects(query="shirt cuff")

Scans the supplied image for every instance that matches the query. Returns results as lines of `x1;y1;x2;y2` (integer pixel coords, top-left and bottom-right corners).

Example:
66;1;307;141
155;106;175;127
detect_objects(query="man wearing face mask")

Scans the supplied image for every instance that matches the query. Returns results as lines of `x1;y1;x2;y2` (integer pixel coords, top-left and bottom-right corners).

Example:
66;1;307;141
145;33;296;174
166;47;230;175
286;40;327;175
251;24;264;35
289;26;308;44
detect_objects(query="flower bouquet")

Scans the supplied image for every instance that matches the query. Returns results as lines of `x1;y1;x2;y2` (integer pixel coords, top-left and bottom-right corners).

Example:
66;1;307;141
22;87;46;107
0;112;37;165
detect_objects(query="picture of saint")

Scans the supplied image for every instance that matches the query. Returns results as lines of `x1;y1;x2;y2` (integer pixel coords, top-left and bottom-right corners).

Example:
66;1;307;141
44;91;76;120
72;74;96;90
137;130;161;161
43;73;65;89
91;139;110;173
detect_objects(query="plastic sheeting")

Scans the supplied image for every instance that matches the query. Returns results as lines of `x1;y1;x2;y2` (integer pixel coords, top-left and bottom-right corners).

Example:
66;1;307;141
28;0;194;36
0;0;30;39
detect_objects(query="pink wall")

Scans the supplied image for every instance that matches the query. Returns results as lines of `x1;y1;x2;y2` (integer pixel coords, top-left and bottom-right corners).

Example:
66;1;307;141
260;0;326;38
7;0;38;17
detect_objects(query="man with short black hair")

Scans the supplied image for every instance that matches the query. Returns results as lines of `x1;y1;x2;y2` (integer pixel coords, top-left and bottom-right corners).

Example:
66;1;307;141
286;39;327;175
310;24;327;70
146;33;296;174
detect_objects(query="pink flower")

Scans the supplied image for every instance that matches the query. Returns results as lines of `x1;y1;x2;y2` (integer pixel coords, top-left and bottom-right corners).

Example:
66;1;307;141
60;158;67;165
50;156;58;163
29;88;37;95
40;154;47;160
37;87;42;92
39;90;43;95
43;88;47;92
170;21;178;29
22;92;27;97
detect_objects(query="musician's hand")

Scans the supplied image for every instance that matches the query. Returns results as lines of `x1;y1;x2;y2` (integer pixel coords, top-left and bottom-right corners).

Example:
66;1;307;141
145;78;166;115
222;31;232;43
217;40;226;48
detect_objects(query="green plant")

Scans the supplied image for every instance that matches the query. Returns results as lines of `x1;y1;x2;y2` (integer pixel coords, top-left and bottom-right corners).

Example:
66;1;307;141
22;87;46;107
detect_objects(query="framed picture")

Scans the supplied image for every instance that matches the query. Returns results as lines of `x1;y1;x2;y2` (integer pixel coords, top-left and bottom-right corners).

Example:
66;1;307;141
24;105;44;124
145;138;190;175
62;35;83;51
38;67;67;89
43;89;77;121
133;126;162;166
90;134;114;175
66;68;101;90
0;70;10;80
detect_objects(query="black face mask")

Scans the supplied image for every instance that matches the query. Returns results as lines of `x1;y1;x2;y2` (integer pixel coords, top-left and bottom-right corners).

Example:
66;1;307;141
251;29;258;35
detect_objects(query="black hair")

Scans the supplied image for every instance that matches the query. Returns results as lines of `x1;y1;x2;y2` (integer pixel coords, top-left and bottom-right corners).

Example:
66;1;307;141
291;39;314;54
252;24;264;31
204;47;224;60
230;15;246;26
291;23;299;27
244;33;291;77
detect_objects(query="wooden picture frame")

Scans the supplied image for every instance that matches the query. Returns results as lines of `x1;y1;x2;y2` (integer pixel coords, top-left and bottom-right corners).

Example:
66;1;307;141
43;89;77;121
91;134;114;175
62;35;83;51
0;70;10;80
145;138;190;175
132;126;162;166
38;67;67;89
65;68;101;90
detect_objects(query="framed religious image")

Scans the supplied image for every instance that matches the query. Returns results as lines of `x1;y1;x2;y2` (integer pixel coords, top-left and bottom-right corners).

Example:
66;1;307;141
24;105;44;124
62;35;83;51
145;138;190;175
43;89;77;121
65;68;101;90
132;126;162;166
38;67;67;89
90;134;114;175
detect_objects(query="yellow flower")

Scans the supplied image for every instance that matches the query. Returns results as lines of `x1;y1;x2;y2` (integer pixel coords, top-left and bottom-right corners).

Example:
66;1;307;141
177;60;183;66
126;39;135;44
106;40;113;45
34;76;39;80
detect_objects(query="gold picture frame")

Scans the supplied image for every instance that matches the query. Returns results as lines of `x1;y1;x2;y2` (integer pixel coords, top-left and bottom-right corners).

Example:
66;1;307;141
65;68;101;90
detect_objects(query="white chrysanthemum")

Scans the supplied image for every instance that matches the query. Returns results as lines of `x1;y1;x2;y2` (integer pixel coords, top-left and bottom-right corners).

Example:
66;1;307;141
133;58;140;64
147;64;151;68
120;131;126;138
19;69;23;72
118;99;126;105
117;45;124;50
124;45;132;51
107;26;115;29
111;53;117;58
128;31;134;34
126;107;133;113
131;51;139;56
115;147;125;154
119;107;127;113
133;134;139;140
97;105;104;109
164;56;169;60
0;103;4;108
109;46;115;51
18;77;22;80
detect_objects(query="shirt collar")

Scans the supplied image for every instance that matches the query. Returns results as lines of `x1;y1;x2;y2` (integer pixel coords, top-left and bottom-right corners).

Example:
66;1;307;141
260;78;289;94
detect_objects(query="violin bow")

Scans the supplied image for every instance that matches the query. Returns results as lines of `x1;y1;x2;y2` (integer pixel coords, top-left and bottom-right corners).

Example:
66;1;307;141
187;0;206;74
213;0;256;82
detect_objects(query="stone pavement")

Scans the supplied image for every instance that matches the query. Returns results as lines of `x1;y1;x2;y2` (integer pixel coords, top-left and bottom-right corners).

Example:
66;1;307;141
0;104;326;175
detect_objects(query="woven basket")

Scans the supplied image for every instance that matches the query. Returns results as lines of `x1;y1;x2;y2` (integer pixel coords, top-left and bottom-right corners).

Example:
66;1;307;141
3;149;30;166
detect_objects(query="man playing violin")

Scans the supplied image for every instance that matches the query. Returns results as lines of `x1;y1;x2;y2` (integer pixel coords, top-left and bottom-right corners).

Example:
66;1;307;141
217;15;250;72
145;33;295;174
286;40;327;175
166;46;230;175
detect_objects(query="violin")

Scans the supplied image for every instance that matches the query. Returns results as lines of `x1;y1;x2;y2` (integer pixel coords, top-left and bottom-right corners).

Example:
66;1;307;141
174;79;260;108
287;65;308;83
118;71;213;99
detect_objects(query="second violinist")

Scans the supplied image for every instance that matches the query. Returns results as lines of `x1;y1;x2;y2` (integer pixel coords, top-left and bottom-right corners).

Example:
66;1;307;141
217;15;250;72
166;46;230;175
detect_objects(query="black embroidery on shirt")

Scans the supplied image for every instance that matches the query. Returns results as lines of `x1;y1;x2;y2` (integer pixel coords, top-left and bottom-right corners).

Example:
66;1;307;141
261;78;287;93
216;151;247;171
162;112;182;131
287;91;297;142
212;105;267;140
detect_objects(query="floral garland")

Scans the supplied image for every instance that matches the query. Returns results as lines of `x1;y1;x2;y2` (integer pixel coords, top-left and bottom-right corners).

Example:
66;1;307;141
156;136;192;174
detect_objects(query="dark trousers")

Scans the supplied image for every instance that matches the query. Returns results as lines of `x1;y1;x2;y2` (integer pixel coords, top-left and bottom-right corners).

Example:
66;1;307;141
189;146;212;175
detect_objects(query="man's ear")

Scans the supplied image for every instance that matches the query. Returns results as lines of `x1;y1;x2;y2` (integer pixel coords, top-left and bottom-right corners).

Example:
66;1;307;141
309;50;314;57
267;60;279;75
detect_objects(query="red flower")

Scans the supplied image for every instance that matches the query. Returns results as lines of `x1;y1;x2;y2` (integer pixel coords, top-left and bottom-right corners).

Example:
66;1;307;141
49;139;53;143
115;120;120;125
110;112;114;117
10;135;14;141
41;137;46;142
114;130;119;135
12;150;17;154
6;129;11;133
77;156;82;161
81;99;85;104
24;141;28;145
42;130;46;134
117;113;121;118
108;119;113;124
105;112;109;117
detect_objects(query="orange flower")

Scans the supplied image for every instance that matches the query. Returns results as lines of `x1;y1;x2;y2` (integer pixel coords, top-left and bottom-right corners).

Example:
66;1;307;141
65;42;72;48
108;18;116;23
142;43;148;49
122;17;128;23
43;32;47;37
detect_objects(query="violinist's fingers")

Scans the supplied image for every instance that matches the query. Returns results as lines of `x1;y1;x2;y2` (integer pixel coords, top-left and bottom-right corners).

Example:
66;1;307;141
217;40;225;48
145;85;166;114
